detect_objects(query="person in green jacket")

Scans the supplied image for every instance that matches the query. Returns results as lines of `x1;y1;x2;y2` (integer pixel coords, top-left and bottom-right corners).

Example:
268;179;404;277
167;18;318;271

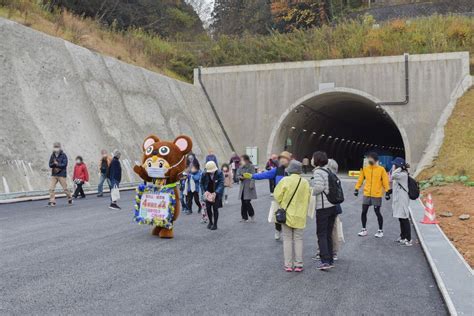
274;160;311;272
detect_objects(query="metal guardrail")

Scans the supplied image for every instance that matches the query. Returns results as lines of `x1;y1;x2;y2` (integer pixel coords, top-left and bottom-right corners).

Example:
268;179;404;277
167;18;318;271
0;181;142;201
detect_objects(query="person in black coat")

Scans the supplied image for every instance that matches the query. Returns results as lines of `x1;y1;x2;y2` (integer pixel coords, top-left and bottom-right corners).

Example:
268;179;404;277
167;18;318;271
48;142;73;207
200;161;224;230
108;150;122;210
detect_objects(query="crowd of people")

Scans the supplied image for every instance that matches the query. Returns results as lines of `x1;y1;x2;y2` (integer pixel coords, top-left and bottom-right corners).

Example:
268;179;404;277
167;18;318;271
46;142;413;271
47;142;122;210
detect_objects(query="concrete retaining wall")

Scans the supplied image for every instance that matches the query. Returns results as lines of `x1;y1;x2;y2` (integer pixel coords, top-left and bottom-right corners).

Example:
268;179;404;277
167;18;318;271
0;19;231;194
196;52;471;172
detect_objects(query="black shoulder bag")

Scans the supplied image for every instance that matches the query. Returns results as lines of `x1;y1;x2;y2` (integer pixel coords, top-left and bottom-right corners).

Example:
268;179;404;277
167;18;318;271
275;178;302;224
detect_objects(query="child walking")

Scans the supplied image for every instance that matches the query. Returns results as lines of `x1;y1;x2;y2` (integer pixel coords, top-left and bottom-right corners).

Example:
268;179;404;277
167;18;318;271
184;166;202;214
221;163;233;204
73;156;89;199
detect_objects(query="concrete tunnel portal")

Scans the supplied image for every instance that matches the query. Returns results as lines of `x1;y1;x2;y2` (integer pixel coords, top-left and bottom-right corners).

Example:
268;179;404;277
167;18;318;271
270;90;406;171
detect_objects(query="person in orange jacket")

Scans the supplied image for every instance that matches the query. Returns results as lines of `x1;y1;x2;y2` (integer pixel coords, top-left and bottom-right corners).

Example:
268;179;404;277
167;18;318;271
73;156;89;199
354;152;390;238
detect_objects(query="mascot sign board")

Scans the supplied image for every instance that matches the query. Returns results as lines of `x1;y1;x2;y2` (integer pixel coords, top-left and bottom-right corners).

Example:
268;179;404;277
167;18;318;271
133;134;192;238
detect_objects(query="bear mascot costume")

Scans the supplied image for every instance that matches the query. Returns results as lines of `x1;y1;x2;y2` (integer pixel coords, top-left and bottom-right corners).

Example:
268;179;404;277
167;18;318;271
133;134;192;238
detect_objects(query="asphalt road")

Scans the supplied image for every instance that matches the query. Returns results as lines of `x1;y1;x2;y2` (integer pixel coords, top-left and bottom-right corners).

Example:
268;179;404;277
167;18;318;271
0;180;446;315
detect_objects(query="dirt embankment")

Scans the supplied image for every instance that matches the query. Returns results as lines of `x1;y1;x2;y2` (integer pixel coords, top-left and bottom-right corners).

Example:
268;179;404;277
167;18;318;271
422;184;473;267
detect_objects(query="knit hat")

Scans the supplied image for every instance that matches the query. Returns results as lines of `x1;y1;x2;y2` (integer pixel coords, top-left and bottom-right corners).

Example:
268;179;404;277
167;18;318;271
112;149;121;158
205;161;218;173
392;157;406;168
286;160;302;175
278;151;292;161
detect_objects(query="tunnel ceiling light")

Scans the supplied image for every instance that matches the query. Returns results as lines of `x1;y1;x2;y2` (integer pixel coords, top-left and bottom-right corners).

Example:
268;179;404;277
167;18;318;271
321;134;325;137
291;126;296;130
328;136;333;138
312;132;317;135
303;129;307;132
341;139;345;141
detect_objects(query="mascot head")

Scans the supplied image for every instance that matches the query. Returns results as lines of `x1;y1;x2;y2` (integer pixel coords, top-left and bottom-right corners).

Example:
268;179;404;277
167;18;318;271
136;135;192;183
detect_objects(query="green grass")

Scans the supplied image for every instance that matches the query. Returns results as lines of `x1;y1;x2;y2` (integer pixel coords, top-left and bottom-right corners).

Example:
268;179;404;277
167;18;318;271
418;88;474;180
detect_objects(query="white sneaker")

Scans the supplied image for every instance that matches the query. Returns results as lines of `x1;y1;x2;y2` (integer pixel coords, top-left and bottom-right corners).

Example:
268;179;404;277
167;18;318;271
358;229;368;237
270;193;274;197
250;216;255;223
274;230;281;240
375;230;384;238
398;238;407;244
403;240;413;247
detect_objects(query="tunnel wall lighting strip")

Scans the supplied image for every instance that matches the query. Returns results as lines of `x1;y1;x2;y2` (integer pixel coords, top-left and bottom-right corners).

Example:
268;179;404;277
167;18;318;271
287;127;404;151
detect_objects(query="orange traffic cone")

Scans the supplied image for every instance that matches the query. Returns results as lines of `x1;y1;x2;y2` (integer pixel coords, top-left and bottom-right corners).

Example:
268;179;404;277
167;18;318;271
421;193;439;224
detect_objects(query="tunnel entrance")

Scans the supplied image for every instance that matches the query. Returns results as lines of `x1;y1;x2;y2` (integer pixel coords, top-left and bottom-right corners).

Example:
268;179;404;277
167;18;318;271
270;90;406;171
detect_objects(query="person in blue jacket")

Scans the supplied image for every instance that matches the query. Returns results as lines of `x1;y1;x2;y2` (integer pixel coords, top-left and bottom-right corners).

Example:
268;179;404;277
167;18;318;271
184;165;202;214
243;150;292;240
108;150;122;210
205;150;218;167
200;161;225;230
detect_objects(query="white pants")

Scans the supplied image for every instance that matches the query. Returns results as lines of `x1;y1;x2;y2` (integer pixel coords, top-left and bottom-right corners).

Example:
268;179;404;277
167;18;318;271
282;224;304;268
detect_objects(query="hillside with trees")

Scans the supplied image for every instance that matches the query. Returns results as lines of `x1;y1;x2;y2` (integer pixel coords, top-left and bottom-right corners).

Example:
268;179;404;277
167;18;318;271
47;0;205;40
1;0;472;81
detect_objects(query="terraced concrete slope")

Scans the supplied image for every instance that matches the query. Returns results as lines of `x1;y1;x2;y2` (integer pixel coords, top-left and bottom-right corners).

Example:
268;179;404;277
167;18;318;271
0;18;231;194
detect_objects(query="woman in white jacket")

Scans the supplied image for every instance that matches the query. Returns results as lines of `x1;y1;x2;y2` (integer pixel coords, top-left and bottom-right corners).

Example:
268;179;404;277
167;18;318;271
311;151;337;270
390;157;412;246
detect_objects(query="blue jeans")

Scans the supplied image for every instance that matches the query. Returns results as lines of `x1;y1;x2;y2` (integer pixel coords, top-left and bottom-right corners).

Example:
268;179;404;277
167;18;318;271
180;190;188;211
98;173;111;195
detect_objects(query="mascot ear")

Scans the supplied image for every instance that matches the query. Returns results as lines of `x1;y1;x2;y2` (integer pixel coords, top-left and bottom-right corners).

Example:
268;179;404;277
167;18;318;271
174;135;192;154
142;135;160;152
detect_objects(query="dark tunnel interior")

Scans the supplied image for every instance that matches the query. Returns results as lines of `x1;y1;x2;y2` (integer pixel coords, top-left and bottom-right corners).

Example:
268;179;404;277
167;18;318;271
274;92;405;171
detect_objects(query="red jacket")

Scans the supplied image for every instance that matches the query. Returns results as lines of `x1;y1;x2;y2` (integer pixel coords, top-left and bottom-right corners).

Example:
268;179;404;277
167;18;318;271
73;163;89;182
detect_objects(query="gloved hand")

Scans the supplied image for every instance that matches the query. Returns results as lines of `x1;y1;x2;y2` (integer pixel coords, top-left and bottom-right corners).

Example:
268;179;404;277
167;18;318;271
243;173;252;180
385;192;391;200
354;189;359;197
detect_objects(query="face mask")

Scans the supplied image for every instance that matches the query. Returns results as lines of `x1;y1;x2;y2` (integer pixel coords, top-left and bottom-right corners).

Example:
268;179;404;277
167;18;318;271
147;167;168;179
53;148;60;153
76;160;81;164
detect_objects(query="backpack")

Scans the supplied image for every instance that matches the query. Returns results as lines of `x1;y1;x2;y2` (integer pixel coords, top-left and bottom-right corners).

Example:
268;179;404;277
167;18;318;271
399;174;420;200
320;168;345;204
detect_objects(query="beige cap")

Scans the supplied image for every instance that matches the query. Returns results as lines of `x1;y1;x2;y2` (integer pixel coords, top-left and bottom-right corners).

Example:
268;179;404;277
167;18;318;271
278;151;292;161
205;161;218;173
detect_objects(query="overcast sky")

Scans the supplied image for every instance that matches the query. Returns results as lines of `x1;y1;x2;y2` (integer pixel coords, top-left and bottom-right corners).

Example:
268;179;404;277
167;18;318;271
185;0;215;28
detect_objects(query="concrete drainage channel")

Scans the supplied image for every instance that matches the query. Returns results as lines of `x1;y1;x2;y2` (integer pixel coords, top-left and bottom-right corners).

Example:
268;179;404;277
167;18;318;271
410;199;473;315
0;182;141;204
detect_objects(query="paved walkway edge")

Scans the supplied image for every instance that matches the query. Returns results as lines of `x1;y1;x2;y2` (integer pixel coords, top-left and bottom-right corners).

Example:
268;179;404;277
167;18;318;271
410;199;473;316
